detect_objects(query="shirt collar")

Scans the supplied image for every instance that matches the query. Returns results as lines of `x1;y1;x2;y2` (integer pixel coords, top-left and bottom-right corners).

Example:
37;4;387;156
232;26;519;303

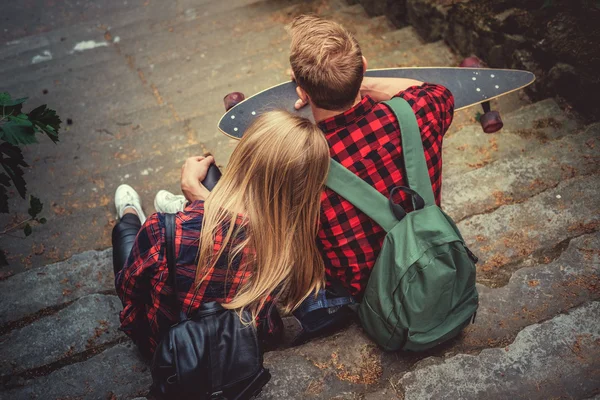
317;95;376;133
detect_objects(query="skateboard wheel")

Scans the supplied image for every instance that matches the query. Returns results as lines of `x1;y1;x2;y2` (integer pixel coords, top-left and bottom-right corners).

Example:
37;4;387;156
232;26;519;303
480;111;503;133
223;92;245;111
459;56;484;68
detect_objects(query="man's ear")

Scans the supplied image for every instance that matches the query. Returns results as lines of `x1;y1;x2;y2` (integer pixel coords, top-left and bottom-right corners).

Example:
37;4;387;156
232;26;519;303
296;85;310;104
362;56;368;74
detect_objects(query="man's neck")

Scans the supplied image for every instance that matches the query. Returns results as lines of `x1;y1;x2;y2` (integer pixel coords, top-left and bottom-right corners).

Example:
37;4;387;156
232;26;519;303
311;93;362;124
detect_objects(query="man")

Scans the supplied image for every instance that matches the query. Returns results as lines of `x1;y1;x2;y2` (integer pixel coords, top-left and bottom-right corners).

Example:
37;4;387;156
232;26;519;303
165;14;454;308
288;15;454;300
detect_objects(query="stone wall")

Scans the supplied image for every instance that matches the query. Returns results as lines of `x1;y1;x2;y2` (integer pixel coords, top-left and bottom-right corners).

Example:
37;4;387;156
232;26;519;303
355;0;600;119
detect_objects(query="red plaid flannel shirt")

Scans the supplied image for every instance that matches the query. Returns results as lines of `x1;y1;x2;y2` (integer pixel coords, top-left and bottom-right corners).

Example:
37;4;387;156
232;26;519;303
115;201;278;356
317;83;454;298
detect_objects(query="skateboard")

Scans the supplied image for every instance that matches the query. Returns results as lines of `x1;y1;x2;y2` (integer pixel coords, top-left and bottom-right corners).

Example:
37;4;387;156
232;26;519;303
218;62;535;139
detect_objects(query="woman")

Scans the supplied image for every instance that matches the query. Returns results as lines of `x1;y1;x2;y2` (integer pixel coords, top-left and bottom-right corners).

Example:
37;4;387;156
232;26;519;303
112;110;330;357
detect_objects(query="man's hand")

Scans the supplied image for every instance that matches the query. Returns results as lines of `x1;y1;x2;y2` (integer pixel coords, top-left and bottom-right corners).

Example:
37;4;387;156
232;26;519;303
181;155;215;202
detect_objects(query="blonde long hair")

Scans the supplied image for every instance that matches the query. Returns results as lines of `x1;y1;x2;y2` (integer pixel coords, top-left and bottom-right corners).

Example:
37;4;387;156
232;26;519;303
196;110;329;321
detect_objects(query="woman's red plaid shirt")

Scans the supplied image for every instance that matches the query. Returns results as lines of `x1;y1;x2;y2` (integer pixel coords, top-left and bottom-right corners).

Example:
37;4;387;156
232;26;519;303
115;201;279;356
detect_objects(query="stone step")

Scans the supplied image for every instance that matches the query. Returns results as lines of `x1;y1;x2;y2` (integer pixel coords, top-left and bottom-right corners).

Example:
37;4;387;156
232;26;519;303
1;0;254;52
3;343;150;399
0;144;202;270
85;105;235;163
0;0;349;109
71;100;589;221
368;40;459;68
0;0;295;73
446;90;532;138
260;232;600;398
24;99;581;240
8;117;594;299
0;294;123;377
2;203;597;397
443;122;600;222
83;29;439;148
0;0;350;94
1;32;289;142
444;98;583;176
24;142;207;215
0;249;113;326
1;1;389;177
366;26;426;58
398;301;600;400
1;209;117;272
2;98;586;272
459;173;600;287
135;6;398;111
459;232;600;352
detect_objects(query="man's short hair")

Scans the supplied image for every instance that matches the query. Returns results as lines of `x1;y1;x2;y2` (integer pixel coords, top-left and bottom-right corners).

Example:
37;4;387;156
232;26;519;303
288;15;364;111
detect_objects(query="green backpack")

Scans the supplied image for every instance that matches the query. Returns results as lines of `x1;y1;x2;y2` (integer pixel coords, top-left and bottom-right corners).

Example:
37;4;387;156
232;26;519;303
326;97;479;352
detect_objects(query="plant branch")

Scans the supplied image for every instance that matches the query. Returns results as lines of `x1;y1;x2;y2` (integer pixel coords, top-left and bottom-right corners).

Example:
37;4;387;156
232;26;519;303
0;216;34;236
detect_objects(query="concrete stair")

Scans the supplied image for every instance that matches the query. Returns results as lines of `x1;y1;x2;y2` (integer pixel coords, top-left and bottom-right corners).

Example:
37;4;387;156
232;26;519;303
1;0;599;399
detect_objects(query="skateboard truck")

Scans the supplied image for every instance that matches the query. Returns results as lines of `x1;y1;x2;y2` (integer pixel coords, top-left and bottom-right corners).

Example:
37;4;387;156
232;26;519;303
459;56;504;134
223;92;245;111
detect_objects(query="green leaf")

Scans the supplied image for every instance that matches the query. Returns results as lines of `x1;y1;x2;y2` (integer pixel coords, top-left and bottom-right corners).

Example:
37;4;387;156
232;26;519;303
0;142;28;199
28;105;61;143
0;115;37;146
0;92;28;107
28;195;43;218
24;223;32;237
475;111;483;122
38;217;47;224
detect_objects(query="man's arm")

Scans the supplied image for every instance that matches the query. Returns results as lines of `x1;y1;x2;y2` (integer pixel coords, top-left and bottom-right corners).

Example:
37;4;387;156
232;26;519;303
360;77;424;102
292;75;425;110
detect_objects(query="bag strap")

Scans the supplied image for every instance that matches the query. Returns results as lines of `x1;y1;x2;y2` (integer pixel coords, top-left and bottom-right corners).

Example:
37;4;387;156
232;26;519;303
382;97;435;206
325;98;436;230
326;159;397;233
164;213;186;321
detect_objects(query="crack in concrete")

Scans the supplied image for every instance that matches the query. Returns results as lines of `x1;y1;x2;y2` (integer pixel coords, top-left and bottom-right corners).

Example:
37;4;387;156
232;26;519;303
0;289;115;337
453;171;599;225
0;337;129;389
476;230;594;288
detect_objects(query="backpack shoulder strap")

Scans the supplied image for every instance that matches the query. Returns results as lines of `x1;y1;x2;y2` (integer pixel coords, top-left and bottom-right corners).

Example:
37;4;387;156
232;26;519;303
382;97;436;207
326;159;397;232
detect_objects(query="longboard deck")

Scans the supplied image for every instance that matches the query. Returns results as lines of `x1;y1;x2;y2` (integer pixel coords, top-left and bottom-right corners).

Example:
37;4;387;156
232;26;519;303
218;67;535;140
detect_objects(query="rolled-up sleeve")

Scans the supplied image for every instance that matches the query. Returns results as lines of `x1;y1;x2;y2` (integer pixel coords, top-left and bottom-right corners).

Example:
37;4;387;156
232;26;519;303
394;83;455;139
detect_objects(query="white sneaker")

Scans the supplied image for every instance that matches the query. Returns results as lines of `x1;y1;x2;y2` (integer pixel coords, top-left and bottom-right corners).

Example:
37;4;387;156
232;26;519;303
114;184;146;224
154;190;187;213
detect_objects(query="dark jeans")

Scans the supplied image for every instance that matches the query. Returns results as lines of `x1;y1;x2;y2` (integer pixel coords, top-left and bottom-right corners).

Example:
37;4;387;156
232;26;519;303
112;213;142;275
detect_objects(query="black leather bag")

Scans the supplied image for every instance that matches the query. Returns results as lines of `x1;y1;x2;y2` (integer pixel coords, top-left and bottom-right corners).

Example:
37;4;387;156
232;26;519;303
150;214;271;400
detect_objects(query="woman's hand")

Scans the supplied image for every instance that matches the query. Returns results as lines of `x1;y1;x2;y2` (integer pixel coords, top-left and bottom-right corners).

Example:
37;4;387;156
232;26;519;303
181;155;215;202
